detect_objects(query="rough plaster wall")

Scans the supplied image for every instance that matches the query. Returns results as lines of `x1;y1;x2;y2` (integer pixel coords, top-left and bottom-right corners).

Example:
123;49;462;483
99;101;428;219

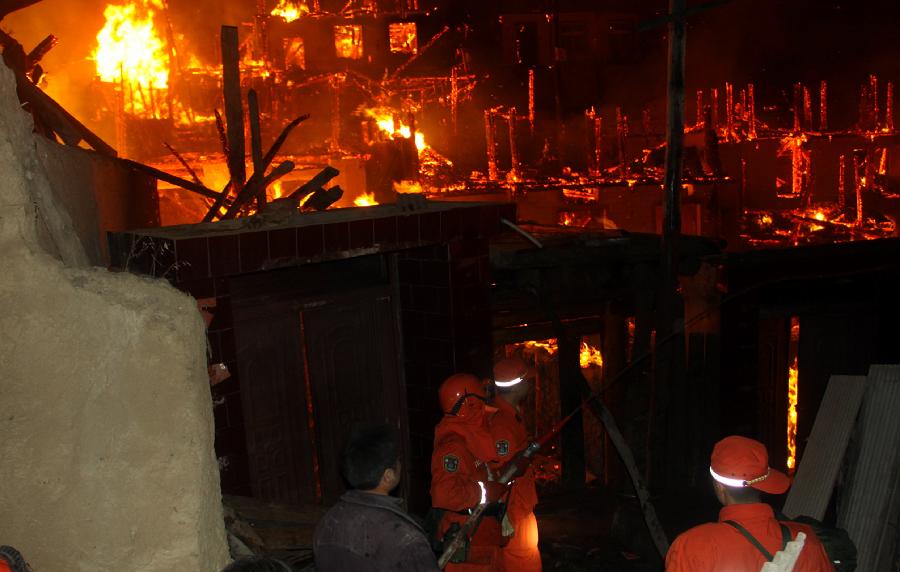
0;65;229;571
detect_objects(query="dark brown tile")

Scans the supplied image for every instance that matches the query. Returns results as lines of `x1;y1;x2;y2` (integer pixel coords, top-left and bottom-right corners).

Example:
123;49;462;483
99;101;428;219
239;231;269;273
397;213;421;243
373;216;398;244
419;211;442;242
209;235;240;278
175;237;210;282
323;221;350;252
398;259;421;284
479;204;502;237
297;225;325;258
420;260;450;286
179;278;215;299
349;219;374;250
458;207;481;238
268;228;297;261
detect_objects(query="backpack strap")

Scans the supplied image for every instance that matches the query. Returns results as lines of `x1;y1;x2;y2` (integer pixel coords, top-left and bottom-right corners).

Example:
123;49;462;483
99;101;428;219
723;520;792;562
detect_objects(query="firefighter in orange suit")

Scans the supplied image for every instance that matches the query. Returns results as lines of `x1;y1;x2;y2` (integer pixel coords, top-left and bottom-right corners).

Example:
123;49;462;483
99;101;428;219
431;373;509;572
489;358;542;572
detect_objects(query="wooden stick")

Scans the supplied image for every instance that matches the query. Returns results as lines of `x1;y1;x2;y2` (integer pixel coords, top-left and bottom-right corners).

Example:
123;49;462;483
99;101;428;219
120;158;222;200
162;141;204;187
220;161;294;220
248;89;265;209
203;114;309;222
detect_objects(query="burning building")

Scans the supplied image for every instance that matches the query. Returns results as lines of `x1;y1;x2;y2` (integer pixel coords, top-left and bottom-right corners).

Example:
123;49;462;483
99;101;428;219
1;0;900;569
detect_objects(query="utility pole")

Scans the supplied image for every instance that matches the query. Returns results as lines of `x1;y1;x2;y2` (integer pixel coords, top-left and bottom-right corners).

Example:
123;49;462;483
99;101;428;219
652;0;688;492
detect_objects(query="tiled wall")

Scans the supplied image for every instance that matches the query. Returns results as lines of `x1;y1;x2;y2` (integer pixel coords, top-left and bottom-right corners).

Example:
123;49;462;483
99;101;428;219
108;202;514;501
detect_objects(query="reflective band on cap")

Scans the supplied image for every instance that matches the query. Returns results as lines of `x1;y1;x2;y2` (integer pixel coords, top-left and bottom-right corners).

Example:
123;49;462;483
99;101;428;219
709;466;770;487
495;376;524;388
477;481;487;504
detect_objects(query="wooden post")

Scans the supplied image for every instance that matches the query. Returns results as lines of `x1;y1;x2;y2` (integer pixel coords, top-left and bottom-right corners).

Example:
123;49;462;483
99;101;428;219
248;89;265;209
221;26;246;191
559;332;585;490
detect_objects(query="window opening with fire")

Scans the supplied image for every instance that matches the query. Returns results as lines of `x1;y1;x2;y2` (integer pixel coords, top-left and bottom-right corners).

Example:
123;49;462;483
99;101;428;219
389;22;418;54
786;317;800;474
334;25;364;59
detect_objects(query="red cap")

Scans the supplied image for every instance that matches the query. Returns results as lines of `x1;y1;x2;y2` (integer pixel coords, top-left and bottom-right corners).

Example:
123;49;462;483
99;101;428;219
709;436;791;495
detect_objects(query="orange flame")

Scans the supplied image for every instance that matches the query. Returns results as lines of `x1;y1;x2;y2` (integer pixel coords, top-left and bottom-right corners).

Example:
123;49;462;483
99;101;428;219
365;107;426;153
93;0;169;115
393;180;424;194
353;192;378;207
517;338;603;369
786;317;800;473
270;0;309;22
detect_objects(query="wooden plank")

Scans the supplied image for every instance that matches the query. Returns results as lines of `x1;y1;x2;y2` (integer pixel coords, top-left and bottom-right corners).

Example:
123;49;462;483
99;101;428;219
782;375;866;520
837;365;900;571
221;25;245;188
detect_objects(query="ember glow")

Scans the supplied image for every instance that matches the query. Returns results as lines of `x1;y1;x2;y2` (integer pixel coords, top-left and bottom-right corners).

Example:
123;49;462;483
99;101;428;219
786;317;800;473
271;0;309;23
93;0;169;114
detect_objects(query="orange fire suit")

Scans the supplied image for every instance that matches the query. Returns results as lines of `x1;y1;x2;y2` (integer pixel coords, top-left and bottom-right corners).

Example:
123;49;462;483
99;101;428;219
489;396;541;572
431;412;505;572
666;503;835;571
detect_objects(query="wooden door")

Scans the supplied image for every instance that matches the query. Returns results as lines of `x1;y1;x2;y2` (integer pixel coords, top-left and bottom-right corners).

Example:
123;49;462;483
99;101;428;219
233;304;318;504
300;288;403;502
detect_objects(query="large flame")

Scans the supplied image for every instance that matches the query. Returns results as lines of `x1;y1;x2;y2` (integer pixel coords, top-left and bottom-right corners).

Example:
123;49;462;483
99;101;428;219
271;0;309;22
353;192;378;207
786;317;800;473
93;0;169;115
394;180;424;194
365;107;426;153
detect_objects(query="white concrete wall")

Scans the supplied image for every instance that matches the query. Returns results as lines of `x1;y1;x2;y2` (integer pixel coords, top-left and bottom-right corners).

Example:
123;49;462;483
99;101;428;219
0;65;229;571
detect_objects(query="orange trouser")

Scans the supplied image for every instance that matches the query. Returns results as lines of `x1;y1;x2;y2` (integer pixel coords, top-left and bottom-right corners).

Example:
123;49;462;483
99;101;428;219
443;512;502;572
500;512;541;572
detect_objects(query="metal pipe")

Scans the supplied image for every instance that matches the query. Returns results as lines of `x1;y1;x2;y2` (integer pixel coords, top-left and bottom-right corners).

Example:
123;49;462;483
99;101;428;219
484;109;498;181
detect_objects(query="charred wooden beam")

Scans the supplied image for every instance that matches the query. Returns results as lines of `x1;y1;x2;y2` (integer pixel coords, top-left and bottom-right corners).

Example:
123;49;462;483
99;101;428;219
162;142;204;187
303;186;343;212
220;26;246;190
219;161;295;220
248;89;265;210
25;34;57;70
288;166;340;200
18;79;117;156
121;158;223;201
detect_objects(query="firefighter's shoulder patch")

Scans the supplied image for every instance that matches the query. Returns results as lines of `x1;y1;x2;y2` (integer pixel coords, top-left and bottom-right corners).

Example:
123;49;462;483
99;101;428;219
443;454;460;473
496;439;510;457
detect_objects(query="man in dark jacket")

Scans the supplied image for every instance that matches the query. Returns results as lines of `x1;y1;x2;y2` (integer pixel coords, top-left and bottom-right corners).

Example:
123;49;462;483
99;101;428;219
314;425;440;571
